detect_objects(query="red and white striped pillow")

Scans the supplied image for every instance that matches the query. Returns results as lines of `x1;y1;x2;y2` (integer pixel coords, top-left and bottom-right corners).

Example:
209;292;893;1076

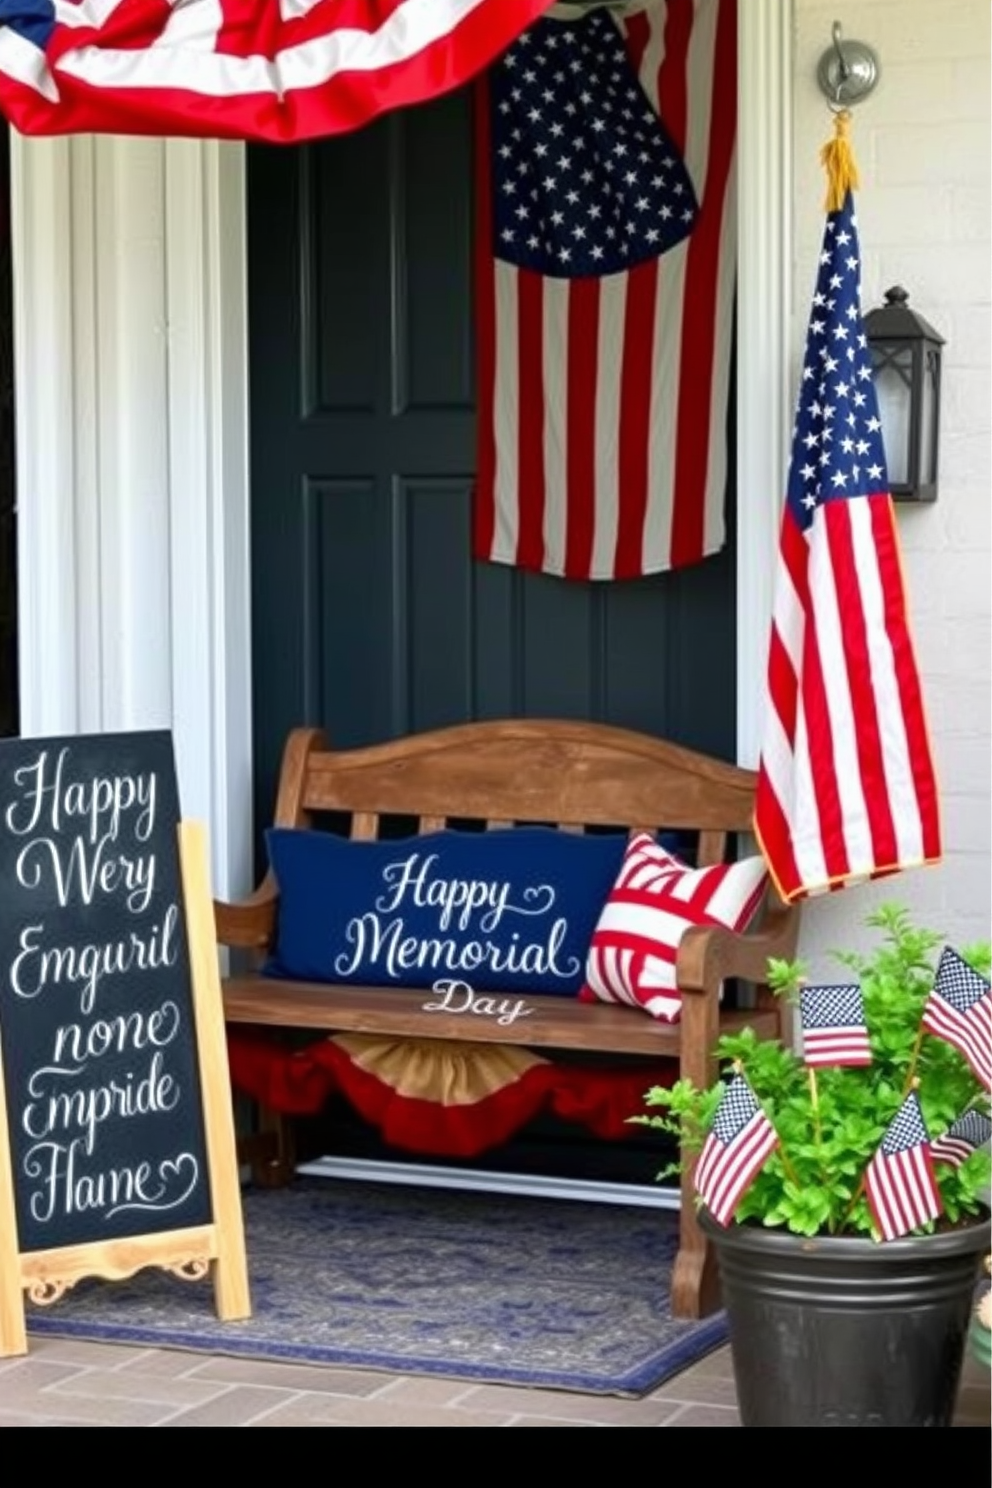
580;834;769;1023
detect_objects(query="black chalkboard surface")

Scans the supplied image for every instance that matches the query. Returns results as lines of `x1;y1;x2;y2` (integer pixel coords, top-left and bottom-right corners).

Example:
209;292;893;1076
0;731;212;1254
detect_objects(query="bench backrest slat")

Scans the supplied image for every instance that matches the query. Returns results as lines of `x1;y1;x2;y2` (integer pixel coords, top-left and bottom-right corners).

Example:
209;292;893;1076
697;828;730;868
349;812;379;841
278;722;757;847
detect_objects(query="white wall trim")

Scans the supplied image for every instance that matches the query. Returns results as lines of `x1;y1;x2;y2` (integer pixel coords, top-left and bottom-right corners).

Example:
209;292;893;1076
11;138;81;737
164;139;253;899
11;133;252;897
736;0;793;766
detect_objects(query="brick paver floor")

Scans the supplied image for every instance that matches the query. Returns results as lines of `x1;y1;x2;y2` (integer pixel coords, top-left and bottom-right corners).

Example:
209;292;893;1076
1;1336;988;1427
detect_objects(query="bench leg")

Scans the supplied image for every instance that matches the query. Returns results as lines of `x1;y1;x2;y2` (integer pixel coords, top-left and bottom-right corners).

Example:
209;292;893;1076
671;1161;722;1317
242;1107;297;1189
671;986;722;1318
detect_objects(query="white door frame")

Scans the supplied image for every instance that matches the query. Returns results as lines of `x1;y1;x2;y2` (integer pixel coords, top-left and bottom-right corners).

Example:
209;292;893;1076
11;0;792;895
11;133;254;896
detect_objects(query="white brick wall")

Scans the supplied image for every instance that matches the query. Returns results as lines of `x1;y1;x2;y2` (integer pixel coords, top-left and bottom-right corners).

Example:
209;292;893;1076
789;0;991;972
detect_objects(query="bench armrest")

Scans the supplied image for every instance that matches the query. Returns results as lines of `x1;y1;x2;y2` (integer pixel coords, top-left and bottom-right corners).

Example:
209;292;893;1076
214;872;279;950
673;897;799;1091
676;896;799;997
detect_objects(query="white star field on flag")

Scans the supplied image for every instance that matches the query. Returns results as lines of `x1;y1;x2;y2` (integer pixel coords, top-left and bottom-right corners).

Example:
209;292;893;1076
490;8;698;278
787;197;890;530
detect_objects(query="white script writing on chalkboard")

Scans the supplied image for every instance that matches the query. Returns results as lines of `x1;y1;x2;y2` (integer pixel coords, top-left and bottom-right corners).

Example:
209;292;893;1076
23;1000;182;1152
22;1141;200;1224
6;748;159;924
24;1050;178;1154
422;979;534;1027
333;849;579;983
4;747;157;844
16;835;157;914
10;905;180;1016
18;992;196;1222
0;736;210;1246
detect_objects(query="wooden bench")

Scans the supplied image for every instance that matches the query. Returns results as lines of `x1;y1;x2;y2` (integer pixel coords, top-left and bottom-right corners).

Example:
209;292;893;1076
215;719;800;1318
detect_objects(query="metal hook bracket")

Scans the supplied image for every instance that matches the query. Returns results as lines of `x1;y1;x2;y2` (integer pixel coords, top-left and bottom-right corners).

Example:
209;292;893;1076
816;21;880;107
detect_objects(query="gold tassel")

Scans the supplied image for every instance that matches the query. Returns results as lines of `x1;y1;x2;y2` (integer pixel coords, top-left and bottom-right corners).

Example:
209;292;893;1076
820;108;861;213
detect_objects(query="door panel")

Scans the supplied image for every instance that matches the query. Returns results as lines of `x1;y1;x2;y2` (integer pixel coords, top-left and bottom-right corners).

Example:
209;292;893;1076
247;85;735;841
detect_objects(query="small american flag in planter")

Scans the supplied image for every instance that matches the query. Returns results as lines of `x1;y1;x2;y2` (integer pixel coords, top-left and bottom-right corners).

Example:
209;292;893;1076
865;1091;942;1241
922;947;992;1092
930;1111;992;1171
694;1074;779;1226
798;983;872;1068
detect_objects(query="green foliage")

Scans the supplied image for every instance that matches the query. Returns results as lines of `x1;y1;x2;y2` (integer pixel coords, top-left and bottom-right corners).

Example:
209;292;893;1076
635;904;991;1239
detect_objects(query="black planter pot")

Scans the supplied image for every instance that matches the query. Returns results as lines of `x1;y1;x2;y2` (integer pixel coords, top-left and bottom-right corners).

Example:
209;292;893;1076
700;1207;991;1427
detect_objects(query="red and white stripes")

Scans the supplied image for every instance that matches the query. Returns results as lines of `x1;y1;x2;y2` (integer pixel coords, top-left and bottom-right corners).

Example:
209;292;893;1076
474;0;737;580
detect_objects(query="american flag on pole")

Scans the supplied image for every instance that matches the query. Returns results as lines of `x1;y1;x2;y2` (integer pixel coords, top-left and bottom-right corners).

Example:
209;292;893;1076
798;982;872;1068
753;184;942;903
921;947;992;1092
864;1091;942;1241
930;1111;992;1171
0;0;554;142
694;1074;779;1226
474;0;737;581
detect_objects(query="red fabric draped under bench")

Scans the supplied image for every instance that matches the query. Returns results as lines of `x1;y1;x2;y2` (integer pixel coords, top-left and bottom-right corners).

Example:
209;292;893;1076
227;1029;676;1160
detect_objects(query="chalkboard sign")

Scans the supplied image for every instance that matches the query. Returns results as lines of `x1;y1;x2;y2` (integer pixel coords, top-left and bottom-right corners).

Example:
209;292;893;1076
0;730;249;1356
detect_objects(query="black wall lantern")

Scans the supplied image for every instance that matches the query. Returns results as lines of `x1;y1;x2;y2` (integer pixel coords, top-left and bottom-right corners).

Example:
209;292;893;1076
863;286;945;503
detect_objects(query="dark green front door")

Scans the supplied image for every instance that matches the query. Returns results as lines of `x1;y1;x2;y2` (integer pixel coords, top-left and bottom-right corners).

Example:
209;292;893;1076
246;85;735;834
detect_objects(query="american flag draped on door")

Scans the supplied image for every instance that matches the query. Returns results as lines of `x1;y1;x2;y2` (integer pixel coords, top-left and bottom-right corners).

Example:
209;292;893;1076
474;0;737;581
0;0;555;142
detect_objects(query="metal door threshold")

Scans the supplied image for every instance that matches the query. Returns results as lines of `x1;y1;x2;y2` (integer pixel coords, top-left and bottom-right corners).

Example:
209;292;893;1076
295;1154;681;1210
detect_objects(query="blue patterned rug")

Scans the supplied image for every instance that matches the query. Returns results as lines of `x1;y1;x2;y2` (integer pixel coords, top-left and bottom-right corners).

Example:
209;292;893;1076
26;1179;727;1396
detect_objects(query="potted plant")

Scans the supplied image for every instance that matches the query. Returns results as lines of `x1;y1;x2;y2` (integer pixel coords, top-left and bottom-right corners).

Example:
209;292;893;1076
639;904;991;1428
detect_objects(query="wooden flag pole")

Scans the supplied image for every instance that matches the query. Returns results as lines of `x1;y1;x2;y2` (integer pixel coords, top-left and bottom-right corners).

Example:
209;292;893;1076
842;1078;924;1233
733;1060;801;1188
901;1026;927;1098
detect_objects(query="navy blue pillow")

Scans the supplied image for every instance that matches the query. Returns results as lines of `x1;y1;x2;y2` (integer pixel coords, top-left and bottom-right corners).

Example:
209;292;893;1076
263;826;635;998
